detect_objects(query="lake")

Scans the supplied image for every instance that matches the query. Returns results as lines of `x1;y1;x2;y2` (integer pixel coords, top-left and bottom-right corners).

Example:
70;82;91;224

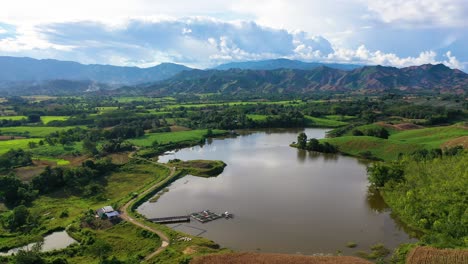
137;128;417;255
0;231;77;256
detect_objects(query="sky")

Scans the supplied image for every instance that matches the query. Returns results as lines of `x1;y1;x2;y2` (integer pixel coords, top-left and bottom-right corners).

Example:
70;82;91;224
0;0;466;69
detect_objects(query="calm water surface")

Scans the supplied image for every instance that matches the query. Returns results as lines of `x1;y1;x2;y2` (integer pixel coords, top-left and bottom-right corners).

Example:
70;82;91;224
138;128;416;255
0;231;77;256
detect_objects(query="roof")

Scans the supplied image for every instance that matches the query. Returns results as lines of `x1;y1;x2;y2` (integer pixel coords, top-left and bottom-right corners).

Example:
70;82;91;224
101;206;114;213
105;211;120;218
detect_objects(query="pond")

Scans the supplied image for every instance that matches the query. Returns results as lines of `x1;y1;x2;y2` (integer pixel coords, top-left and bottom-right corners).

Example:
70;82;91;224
0;231;77;256
137;128;417;255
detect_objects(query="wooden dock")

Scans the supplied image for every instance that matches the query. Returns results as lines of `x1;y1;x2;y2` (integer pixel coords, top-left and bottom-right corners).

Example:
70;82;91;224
149;216;190;224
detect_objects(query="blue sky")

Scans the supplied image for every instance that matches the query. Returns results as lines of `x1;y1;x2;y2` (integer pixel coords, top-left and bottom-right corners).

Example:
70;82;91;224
0;0;466;69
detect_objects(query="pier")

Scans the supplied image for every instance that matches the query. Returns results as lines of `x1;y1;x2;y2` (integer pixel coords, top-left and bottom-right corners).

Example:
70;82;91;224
149;216;190;224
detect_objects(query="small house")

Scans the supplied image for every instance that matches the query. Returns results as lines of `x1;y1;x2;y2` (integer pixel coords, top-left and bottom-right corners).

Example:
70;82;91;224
96;206;120;219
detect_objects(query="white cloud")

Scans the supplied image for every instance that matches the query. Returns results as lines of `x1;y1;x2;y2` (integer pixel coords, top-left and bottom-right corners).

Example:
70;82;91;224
0;1;466;70
363;0;468;28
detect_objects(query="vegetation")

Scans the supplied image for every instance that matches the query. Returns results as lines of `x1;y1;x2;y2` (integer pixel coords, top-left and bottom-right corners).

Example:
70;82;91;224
0;93;465;263
376;153;467;248
168;159;226;177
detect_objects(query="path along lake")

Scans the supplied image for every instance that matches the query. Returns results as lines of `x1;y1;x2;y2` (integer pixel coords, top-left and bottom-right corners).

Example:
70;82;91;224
137;128;417;255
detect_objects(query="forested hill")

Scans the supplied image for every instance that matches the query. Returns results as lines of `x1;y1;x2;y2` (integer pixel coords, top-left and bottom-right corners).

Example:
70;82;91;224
0;56;192;84
124;64;468;96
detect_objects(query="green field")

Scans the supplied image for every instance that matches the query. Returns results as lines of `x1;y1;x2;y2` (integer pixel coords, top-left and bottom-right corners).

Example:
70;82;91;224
246;114;268;121
0;116;69;124
389;125;468;148
0;126;81;137
165;100;305;109
41;116;70;124
323;125;468;160
344;123;399;136
304;115;348;127
0;138;43;154
114;96;176;103
129;129;225;147
324;115;356;121
322;136;422;160
245;114;347;127
30;142;83;157
33;157;70;166
96;106;119;114
0;116;26;121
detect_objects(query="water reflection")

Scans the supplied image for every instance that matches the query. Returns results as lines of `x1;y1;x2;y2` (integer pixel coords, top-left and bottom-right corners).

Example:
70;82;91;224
366;186;389;213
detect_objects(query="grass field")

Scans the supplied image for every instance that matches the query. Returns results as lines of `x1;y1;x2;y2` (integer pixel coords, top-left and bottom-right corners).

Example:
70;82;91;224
30;143;83;157
0;126;80;137
389;125;468;149
325;115;357;121
41;116;70;124
0;162;170;251
0;116;26;121
305;115;348;127
245;114;347;127
323;125;468;160
129;129;225;147
33;157;70;166
0;138;43;154
96;106;119;114
165;100;305;109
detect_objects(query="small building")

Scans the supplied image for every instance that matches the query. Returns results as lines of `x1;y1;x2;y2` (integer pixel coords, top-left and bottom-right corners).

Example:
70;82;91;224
96;206;120;219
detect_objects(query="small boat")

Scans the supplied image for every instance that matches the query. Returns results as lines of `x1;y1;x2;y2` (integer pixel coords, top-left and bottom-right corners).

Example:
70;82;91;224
223;211;233;219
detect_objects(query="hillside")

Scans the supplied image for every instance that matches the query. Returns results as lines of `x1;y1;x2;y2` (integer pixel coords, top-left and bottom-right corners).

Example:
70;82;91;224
129;64;468;96
0;56;192;84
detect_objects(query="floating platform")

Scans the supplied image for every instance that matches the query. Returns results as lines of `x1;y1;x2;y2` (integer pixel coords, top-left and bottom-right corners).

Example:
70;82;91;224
190;210;223;223
149;216;190;224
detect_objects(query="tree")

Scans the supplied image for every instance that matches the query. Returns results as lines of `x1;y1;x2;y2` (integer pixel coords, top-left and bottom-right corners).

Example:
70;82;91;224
83;138;98;155
367;162;404;187
297;132;307;149
13;243;45;264
88;239;112;260
27;114;41;123
5;205;35;231
306;138;320;151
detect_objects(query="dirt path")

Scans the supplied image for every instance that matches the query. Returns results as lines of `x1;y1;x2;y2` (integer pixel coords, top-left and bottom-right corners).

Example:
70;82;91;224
120;153;178;261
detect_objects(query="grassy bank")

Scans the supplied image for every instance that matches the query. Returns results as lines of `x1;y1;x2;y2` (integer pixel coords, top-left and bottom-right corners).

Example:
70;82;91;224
322;124;468;161
168;160;227;177
129;129;226;147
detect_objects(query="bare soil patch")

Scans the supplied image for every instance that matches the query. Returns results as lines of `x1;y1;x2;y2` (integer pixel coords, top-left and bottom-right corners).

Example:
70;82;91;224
441;136;468;149
406;246;468;264
170;125;191;132
191;253;372;264
183;246;198;255
63;155;90;166
0;135;26;140
14;165;47;182
377;122;423;131
107;152;131;164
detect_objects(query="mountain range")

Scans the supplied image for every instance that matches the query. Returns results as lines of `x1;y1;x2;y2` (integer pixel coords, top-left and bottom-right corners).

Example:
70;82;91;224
127;64;468;96
0;56;191;84
0;56;466;96
214;58;361;71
